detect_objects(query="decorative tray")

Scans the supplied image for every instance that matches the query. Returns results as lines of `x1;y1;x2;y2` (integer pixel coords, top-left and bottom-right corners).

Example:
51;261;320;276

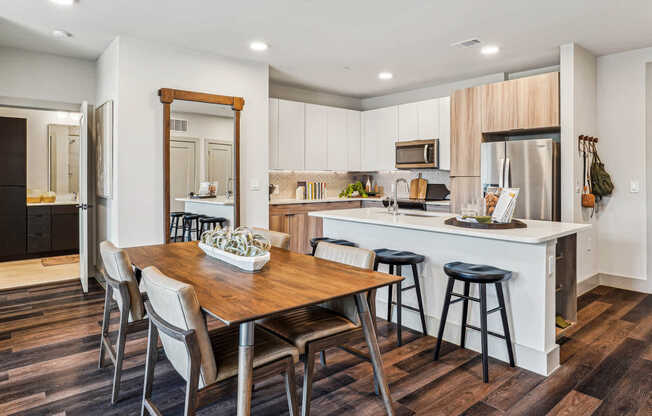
198;242;270;272
444;217;527;230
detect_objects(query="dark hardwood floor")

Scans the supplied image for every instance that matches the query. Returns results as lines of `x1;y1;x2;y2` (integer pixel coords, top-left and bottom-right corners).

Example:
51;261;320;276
0;279;650;415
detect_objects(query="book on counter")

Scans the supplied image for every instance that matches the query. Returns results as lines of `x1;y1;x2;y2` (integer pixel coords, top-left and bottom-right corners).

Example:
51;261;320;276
491;188;520;223
299;181;328;200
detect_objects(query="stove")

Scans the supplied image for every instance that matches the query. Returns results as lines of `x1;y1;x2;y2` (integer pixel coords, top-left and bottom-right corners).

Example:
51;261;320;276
395;184;450;211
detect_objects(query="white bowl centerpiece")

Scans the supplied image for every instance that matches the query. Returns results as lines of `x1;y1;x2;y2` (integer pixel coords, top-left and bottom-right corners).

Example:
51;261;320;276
198;226;271;272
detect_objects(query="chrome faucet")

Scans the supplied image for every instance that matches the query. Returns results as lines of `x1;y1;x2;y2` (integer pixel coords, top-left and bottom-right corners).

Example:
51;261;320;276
391;178;409;216
226;178;234;199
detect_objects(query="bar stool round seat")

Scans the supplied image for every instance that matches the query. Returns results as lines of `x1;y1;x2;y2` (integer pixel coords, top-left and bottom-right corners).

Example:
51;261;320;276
199;216;228;236
373;248;427;347
374;248;425;266
434;261;515;383
309;237;356;256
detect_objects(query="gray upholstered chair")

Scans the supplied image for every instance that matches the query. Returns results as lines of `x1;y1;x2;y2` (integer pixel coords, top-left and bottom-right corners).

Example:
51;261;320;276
259;242;377;416
140;266;300;416
98;241;148;404
252;227;290;250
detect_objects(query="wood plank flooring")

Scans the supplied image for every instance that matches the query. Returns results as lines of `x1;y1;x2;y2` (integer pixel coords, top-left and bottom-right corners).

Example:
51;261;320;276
0;257;79;291
0;280;649;415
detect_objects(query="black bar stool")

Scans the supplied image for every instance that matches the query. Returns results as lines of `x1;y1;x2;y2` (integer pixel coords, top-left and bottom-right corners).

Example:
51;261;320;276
182;214;200;241
373;248;427;347
198;216;228;236
169;212;185;242
434;262;515;383
309;237;357;256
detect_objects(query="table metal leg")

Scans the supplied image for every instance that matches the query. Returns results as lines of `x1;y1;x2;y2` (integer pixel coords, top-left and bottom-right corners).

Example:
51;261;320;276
237;322;255;416
354;293;395;416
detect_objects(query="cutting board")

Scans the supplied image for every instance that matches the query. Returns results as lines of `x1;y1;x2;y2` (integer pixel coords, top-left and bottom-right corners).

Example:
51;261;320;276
409;177;428;199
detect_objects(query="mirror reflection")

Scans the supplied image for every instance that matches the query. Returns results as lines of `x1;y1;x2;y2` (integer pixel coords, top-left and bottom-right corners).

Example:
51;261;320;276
169;100;235;240
49;122;81;197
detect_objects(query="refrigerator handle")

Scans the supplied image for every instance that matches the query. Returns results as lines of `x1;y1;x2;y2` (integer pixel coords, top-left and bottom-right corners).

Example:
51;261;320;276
498;158;505;188
505;158;511;188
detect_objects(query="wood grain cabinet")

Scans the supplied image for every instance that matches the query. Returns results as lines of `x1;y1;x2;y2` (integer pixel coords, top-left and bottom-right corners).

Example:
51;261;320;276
450;177;481;214
269;201;362;254
481;80;518;133
516;72;560;130
450;87;482;177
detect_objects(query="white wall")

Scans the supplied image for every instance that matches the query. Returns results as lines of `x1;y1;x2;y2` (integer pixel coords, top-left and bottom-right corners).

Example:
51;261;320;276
112;36;269;247
595;46;651;282
0;107;79;191
0;46;96;107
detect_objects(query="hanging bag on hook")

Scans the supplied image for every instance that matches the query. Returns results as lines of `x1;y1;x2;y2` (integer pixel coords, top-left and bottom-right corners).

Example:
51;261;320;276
581;139;595;208
590;146;614;200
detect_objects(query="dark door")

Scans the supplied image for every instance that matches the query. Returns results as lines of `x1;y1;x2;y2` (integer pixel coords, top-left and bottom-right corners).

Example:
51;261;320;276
0;116;27;186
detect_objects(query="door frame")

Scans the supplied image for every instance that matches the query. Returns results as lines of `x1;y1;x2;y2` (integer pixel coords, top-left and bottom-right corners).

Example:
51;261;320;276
159;89;244;242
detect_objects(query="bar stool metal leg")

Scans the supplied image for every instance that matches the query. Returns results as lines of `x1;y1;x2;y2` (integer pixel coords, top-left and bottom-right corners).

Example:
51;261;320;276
495;283;515;366
460;282;470;348
434;277;455;360
411;264;428;336
479;283;489;383
396;265;403;346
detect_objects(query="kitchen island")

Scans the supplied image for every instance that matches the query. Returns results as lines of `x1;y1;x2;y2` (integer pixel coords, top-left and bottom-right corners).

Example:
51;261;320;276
309;207;590;376
176;197;234;227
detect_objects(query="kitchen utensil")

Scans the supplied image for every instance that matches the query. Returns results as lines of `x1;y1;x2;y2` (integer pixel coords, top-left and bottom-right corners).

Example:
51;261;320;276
409;173;427;200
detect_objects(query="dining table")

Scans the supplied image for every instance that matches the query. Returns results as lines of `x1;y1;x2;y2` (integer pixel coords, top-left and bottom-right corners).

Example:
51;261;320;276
124;241;404;416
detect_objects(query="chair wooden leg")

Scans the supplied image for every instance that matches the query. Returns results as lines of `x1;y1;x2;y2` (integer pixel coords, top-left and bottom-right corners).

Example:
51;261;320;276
320;351;327;367
434;277;455;361
141;322;159;416
396;266;403;346
460;282;470;349
284;359;299;416
495;283;515;367
479;284;489;383
301;349;316;416
111;305;129;404
98;285;112;369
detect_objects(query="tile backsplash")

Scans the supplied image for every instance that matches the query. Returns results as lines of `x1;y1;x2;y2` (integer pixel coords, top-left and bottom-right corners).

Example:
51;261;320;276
269;170;450;200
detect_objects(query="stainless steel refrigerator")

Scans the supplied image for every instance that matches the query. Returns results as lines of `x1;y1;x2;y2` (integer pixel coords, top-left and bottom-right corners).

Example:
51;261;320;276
481;137;560;221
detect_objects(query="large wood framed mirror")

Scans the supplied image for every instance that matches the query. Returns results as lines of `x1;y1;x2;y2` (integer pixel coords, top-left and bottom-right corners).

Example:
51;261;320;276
159;89;244;243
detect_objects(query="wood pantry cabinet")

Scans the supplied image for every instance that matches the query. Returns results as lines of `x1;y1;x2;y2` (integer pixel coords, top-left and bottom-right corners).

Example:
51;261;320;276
516;72;560;130
449;177;481;215
450;86;482;177
269;201;362;254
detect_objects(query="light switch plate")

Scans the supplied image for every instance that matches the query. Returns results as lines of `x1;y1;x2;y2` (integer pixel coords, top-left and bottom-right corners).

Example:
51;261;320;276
630;180;640;193
250;179;260;191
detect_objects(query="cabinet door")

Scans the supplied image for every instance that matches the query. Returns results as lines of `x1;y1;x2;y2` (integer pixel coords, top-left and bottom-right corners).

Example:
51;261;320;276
0;117;27;186
417;98;439;139
361;110;379;171
481;80;518;133
451;87;482;176
378;106;398;170
269;213;288;234
0;215;26;258
287;213;307;254
51;210;79;252
305;104;328;170
346;110;362;171
278;99;305;170
398;102;418;140
438;96;451;170
517;72;560;130
327;107;347;171
450;177;481;214
269;98;279;169
304;214;323;254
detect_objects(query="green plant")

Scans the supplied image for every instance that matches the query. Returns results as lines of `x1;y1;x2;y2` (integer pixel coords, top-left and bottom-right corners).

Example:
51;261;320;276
339;181;368;198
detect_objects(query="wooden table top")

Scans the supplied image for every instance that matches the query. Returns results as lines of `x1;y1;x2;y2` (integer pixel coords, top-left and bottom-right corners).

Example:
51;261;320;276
124;242;403;325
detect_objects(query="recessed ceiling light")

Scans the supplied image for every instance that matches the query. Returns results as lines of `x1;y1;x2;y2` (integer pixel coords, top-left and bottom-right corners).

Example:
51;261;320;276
49;0;75;5
378;72;393;80
52;29;73;38
481;45;500;55
249;41;268;51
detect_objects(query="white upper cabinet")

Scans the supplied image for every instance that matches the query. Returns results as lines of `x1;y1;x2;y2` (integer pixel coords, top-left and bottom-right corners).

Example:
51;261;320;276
438;96;451;170
277;99;305;170
398;102;418;140
363;106;398;171
269;98;279;169
417;98;440;139
346;110;362;171
327;107;348;171
305;104;328;170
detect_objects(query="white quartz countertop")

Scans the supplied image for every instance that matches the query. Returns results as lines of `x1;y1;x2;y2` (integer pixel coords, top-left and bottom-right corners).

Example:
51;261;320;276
27;201;79;206
309;208;590;244
269;197;450;206
176;197;234;206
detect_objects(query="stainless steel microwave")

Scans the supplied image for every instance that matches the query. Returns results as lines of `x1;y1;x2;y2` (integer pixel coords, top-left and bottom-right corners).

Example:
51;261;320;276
395;139;439;169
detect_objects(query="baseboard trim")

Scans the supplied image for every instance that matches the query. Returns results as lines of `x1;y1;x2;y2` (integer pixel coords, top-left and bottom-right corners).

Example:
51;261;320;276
597;273;652;294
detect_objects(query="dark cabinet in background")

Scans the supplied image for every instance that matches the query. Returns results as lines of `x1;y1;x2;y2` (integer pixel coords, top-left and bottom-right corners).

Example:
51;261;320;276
26;206;79;256
51;205;79;252
0;116;27;260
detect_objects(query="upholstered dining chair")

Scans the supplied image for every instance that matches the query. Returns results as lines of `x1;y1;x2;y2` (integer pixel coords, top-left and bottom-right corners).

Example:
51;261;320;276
252;227;290;250
259;242;378;416
140;266;300;416
98;241;149;404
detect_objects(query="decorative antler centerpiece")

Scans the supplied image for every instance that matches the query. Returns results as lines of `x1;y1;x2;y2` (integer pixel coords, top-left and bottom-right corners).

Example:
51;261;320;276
199;227;272;271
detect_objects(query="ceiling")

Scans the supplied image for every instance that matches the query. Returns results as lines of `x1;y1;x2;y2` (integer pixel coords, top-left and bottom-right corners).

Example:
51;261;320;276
1;0;651;98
